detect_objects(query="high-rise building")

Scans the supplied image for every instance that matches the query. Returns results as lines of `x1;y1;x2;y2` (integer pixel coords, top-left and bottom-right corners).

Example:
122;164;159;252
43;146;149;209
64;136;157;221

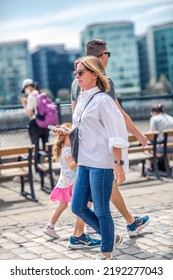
81;21;141;95
148;22;173;86
0;40;33;104
137;35;150;90
32;45;80;99
138;22;173;90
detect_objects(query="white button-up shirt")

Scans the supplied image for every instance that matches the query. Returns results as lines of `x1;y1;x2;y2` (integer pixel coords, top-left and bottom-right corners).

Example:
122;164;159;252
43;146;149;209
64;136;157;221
73;86;129;173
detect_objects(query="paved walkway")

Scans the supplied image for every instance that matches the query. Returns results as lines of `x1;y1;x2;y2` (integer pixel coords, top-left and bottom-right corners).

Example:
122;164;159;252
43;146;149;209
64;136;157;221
0;169;173;260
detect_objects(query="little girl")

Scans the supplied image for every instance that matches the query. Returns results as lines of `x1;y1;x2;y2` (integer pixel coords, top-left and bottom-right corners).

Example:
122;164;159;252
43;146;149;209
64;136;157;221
43;122;77;238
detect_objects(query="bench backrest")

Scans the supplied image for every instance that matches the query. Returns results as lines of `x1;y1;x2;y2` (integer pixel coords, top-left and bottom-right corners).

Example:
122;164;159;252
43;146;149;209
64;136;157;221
0;146;34;157
162;128;173;138
162;128;173;154
0;145;35;170
128;131;159;154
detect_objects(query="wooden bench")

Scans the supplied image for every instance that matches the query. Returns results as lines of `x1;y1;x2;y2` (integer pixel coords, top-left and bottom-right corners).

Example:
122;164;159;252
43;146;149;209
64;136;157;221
37;143;60;193
128;131;160;179
157;128;173;177
0;145;37;201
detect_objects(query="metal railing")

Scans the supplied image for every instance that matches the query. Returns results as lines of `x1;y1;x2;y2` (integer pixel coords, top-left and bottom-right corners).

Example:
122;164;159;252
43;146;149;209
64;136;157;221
0;93;173;148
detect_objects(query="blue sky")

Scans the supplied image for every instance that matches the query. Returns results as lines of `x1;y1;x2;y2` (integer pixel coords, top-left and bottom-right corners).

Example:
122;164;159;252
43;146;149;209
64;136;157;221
0;0;173;50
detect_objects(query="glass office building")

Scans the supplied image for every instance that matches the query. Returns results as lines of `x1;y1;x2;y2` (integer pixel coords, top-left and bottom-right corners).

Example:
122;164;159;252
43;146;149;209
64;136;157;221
0;40;33;104
32;45;80;99
147;22;173;87
81;21;141;95
137;35;150;90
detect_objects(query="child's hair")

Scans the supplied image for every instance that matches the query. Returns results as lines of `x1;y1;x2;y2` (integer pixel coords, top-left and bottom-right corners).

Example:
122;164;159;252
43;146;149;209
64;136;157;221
52;123;72;161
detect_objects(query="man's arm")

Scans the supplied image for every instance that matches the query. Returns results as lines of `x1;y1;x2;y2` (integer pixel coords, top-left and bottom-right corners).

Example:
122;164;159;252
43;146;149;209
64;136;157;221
115;99;147;148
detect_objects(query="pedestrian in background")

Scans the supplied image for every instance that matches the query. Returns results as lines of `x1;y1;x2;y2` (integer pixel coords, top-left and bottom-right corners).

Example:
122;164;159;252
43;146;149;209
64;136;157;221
145;103;173;172
20;79;49;181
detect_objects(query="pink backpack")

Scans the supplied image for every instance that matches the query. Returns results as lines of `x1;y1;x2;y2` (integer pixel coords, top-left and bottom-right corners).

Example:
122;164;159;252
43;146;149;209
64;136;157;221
34;92;58;128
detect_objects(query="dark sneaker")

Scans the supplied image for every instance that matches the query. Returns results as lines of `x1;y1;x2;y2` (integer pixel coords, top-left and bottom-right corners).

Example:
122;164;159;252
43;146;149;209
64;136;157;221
68;233;101;249
127;216;150;237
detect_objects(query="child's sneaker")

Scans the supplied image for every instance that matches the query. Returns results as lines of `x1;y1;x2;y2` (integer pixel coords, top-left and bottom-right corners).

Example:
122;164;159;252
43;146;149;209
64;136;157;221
127;216;150;237
43;226;59;239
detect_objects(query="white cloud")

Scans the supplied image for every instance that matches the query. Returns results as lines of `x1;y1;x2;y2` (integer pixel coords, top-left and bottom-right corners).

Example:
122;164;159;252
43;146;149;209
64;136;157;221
0;0;172;49
132;3;173;21
147;3;173;15
1;0;172;31
29;26;80;50
0;25;80;50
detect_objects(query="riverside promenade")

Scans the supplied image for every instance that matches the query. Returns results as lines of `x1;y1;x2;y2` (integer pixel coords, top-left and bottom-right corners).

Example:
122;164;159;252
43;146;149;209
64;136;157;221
0;168;173;261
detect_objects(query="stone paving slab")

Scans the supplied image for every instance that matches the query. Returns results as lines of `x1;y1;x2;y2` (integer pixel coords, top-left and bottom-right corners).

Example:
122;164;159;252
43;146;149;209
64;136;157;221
0;170;173;260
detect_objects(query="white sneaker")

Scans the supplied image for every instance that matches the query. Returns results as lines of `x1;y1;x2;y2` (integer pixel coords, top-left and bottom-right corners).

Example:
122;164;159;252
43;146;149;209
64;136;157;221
86;224;96;234
43;226;59;239
111;234;123;259
96;253;113;260
13;176;28;182
34;173;40;182
96;234;123;260
13;176;21;182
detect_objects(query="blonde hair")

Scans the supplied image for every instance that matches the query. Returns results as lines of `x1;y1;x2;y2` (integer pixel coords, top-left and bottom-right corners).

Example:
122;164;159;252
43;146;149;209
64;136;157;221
75;56;110;92
52;123;72;161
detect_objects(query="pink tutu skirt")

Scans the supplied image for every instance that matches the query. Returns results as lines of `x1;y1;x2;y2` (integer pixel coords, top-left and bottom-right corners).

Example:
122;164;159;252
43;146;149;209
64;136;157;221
49;185;73;202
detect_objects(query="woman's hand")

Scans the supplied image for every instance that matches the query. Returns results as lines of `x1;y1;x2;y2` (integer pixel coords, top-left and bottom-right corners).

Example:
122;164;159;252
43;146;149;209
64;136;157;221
114;164;126;186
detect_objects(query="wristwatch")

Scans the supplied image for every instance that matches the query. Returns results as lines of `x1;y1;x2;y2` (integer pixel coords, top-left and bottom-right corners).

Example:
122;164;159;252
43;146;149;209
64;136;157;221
114;160;124;165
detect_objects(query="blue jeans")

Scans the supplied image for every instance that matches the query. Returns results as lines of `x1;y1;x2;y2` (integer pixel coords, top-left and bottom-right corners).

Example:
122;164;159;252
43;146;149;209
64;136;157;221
71;165;114;253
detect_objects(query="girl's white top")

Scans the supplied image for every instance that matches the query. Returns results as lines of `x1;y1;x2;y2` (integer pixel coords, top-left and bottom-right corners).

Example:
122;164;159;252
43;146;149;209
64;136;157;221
26;90;38;120
55;146;76;189
73;86;129;173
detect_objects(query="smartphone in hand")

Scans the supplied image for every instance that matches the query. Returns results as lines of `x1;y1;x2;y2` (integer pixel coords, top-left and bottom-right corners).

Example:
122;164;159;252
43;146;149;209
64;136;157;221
48;125;71;134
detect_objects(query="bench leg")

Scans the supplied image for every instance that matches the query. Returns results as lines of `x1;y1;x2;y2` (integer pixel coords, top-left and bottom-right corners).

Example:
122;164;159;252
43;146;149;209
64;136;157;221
28;175;38;202
164;156;171;177
153;158;160;179
20;175;37;202
40;171;45;191
141;160;145;176
20;177;25;194
49;170;55;191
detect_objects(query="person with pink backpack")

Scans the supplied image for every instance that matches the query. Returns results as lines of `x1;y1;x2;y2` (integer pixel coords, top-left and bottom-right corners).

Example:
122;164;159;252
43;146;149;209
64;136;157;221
20;79;58;181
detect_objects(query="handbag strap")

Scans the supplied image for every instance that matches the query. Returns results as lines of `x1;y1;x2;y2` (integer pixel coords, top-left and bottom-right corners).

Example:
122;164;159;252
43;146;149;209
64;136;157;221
78;90;102;123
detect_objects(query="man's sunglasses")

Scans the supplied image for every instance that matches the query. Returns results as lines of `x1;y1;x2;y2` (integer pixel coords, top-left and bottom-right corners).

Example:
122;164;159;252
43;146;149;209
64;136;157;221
99;52;111;58
73;69;87;76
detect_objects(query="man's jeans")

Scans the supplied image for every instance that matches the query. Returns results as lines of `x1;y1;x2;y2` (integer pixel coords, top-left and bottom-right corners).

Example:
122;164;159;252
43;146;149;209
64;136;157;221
71;165;114;253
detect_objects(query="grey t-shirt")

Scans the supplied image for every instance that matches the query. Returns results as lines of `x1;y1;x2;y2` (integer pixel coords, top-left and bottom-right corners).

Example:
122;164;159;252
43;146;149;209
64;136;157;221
71;78;117;103
150;113;173;141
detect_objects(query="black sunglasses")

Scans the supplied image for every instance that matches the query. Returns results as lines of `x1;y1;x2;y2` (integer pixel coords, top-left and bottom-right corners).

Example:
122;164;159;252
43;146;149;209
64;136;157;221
73;69;87;76
99;52;111;58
